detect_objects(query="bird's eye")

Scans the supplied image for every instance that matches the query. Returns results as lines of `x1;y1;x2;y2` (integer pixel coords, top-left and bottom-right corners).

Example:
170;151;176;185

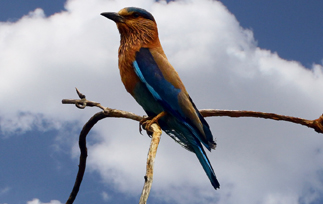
133;13;139;18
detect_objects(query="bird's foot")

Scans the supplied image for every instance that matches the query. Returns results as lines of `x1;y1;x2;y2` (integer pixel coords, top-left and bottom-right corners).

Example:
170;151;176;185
139;116;154;135
139;112;166;136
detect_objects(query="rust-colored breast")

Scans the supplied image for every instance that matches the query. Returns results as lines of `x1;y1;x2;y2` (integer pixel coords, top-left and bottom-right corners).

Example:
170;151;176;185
118;42;141;96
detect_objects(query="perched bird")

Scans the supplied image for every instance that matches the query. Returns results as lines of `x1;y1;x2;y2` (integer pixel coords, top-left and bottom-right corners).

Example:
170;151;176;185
101;7;220;189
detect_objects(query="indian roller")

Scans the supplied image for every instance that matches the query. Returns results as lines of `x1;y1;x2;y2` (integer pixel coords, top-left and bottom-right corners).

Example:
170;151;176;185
101;7;220;190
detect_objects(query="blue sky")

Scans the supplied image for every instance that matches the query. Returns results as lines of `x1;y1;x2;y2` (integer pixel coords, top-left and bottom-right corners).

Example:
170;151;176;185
221;0;323;68
0;1;323;204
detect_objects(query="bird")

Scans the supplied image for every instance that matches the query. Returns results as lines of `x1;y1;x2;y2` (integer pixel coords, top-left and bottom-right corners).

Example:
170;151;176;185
101;7;220;190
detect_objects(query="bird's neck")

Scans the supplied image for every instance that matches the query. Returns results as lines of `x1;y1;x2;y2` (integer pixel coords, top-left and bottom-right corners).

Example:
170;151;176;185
119;33;162;56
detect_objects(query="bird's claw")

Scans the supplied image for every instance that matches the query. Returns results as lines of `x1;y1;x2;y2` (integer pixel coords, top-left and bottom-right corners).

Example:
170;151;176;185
139;116;154;136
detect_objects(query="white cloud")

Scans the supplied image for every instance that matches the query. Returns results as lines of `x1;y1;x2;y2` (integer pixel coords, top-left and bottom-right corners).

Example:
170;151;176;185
26;198;62;204
1;0;323;203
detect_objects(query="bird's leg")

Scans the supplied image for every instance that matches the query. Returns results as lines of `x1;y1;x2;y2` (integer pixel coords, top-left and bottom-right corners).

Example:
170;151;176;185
140;112;166;136
145;111;166;133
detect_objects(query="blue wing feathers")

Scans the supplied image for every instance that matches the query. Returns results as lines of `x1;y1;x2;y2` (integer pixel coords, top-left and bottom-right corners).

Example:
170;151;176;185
134;47;215;149
133;60;163;101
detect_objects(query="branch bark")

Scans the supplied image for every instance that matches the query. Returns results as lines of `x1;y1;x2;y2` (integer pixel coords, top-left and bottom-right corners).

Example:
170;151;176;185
62;88;323;204
139;124;162;204
200;109;323;134
65;111;107;204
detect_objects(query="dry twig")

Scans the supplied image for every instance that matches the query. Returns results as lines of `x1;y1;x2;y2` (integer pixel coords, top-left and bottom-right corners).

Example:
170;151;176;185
139;123;162;204
200;109;323;134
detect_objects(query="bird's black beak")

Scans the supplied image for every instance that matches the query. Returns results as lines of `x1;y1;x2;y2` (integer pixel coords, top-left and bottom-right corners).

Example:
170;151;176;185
101;12;125;23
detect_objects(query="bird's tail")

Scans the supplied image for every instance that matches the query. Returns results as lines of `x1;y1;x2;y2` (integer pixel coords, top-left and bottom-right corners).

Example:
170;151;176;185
159;116;220;189
192;144;220;190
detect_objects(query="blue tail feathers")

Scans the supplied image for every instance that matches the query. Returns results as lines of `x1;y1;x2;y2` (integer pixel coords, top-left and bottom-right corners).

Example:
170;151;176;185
193;144;220;189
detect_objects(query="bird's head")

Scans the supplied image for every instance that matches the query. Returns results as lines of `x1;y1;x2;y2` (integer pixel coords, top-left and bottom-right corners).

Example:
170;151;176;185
101;7;159;46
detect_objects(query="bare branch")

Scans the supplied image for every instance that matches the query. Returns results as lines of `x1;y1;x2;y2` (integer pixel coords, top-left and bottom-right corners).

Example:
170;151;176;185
62;88;323;204
66;111;107;204
139;124;162;204
200;109;323;134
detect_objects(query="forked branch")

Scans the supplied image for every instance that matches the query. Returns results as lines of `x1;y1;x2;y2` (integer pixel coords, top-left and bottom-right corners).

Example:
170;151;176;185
62;88;323;204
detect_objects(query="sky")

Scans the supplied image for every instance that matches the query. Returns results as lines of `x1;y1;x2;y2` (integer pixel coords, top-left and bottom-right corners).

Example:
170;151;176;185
0;0;323;204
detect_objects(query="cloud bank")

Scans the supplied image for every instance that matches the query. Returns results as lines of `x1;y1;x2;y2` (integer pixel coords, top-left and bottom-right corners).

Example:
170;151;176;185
1;0;323;203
